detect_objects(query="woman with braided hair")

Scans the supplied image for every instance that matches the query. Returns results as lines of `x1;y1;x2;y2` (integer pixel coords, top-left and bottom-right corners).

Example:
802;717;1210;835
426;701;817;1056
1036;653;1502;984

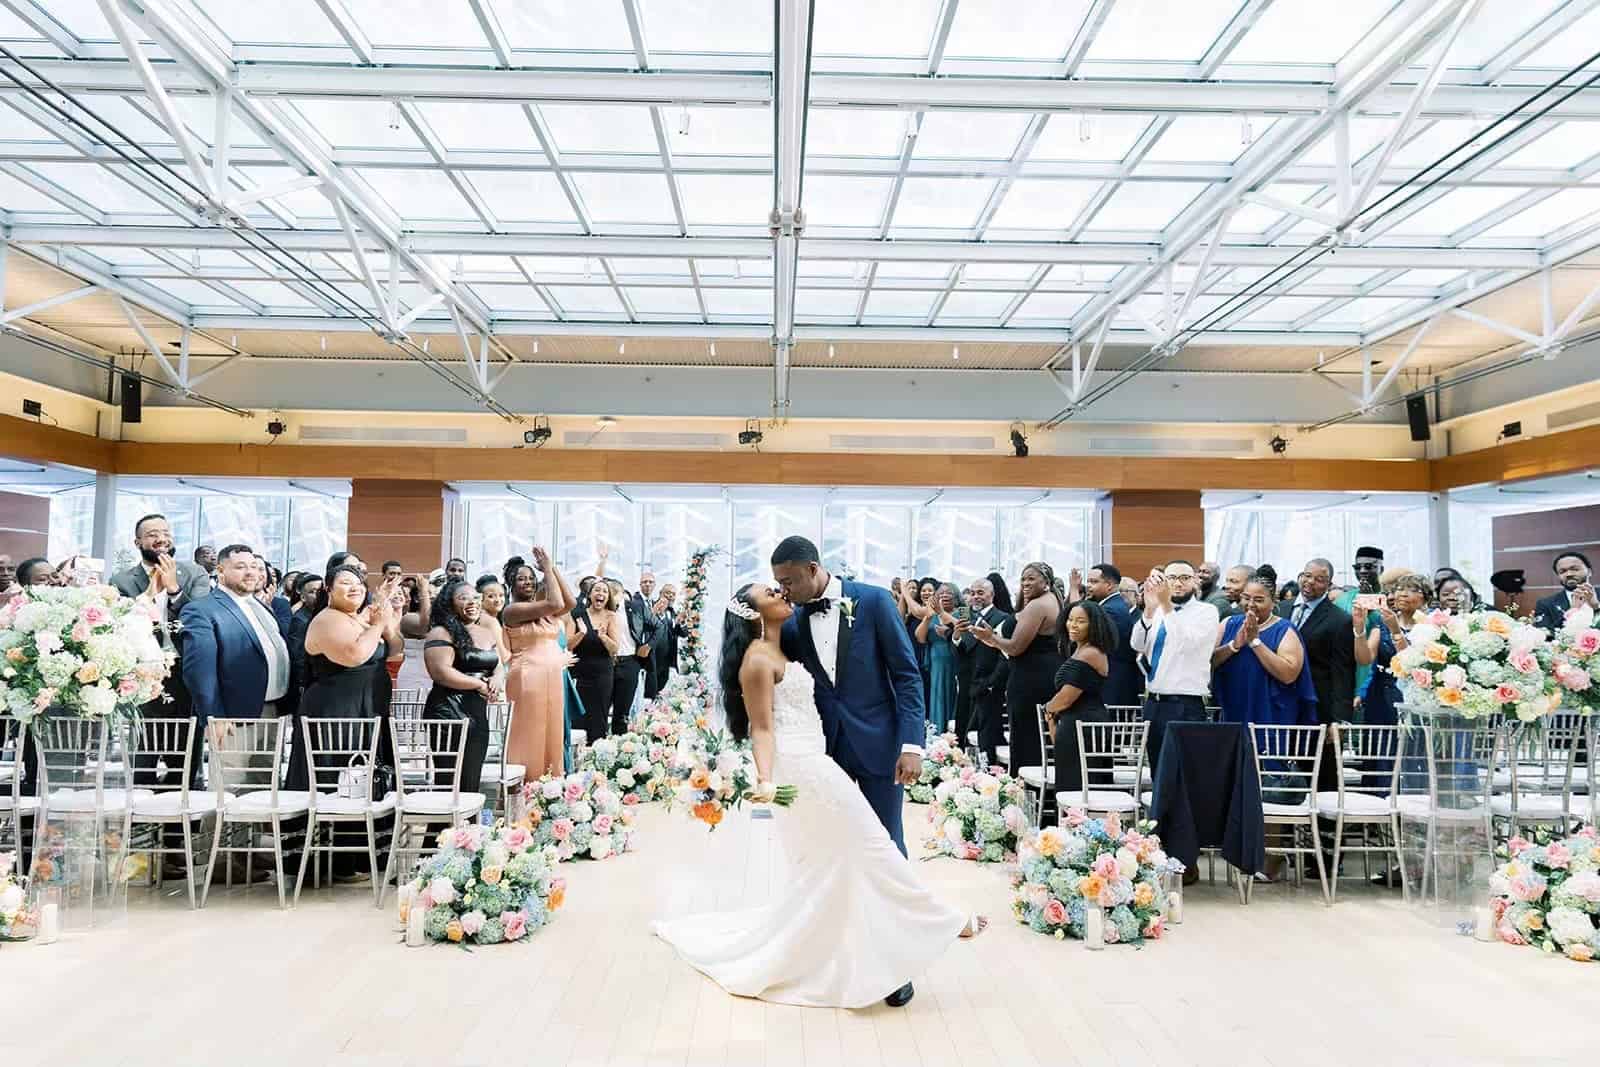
967;561;1063;775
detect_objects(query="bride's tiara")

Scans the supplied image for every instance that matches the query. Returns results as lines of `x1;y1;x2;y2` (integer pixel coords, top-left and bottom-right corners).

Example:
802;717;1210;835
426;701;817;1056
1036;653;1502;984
725;597;761;622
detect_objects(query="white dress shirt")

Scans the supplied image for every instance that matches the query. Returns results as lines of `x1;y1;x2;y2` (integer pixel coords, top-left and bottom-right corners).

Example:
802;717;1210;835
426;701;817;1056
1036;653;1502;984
1130;598;1219;698
806;575;921;757
224;588;289;702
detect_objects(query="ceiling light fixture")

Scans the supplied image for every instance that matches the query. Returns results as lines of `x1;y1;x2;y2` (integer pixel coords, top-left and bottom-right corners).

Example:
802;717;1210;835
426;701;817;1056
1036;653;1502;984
618;341;626;355
828;344;835;359
677;106;691;136
387;100;401;131
319;334;326;351
709;341;717;356
532;339;539;354
1009;422;1029;458
595;415;617;427
952;345;960;360
1078;114;1095;143
1240;115;1253;145
422;338;430;352
738;418;764;447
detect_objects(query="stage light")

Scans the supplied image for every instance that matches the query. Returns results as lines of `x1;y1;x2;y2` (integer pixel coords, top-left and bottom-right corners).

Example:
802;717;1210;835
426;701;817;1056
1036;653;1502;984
1269;434;1289;454
523;415;552;447
738;418;764;447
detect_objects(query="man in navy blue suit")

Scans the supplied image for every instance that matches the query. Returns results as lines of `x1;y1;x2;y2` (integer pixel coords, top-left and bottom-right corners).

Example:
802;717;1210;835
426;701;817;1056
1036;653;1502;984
772;535;926;1008
1082;563;1143;708
180;543;292;741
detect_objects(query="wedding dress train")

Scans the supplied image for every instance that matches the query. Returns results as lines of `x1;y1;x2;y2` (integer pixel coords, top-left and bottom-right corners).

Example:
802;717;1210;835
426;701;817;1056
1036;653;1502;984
652;663;965;1008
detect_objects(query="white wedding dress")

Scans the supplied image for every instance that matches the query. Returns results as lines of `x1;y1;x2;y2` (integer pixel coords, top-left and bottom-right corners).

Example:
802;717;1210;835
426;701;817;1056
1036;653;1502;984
652;662;966;1008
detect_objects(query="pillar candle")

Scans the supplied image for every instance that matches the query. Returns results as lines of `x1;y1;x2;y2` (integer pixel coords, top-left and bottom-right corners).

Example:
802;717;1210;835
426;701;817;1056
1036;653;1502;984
1167;890;1184;924
1474;906;1495;943
406;898;426;947
1084;907;1105;950
38;901;59;945
396;884;414;932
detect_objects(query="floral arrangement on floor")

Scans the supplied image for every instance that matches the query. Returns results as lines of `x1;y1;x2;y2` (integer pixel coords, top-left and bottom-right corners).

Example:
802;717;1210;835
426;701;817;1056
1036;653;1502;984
677;546;722;678
521;771;636;861
1547;605;1600;717
0;585;171;722
1488;825;1600;961
577;732;669;804
1393;608;1556;721
0;852;36;942
637;672;716;739
907;727;971;804
402;822;566;946
1011;810;1183;943
923;765;1027;863
673;721;796;830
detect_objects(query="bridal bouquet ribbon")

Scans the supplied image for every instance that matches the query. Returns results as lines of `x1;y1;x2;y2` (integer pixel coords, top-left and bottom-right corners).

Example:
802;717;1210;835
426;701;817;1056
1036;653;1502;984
907;727;971;804
401;822;565;947
577;732;669;804
0;585;172;722
1488;824;1600;961
1011;811;1184;944
923;765;1027;863
521;770;636;861
672;722;796;830
1392;608;1555;721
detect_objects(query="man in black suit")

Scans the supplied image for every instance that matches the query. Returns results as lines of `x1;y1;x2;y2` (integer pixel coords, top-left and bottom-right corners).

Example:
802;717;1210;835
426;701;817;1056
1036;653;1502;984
954;578;1012;768
611;575;659;730
1535;551;1597;634
1276;557;1354;789
1081;563;1142;708
651;583;687;695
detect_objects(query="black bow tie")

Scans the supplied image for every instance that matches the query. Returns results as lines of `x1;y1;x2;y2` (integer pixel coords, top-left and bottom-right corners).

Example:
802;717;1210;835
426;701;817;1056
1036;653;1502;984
806;597;834;615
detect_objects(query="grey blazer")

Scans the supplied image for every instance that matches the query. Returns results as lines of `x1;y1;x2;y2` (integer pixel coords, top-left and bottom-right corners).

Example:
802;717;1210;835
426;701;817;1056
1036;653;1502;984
111;560;212;649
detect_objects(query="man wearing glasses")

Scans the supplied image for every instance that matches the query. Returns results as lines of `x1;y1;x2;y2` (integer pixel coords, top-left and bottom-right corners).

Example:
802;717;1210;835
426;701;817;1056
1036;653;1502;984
1130;561;1220;778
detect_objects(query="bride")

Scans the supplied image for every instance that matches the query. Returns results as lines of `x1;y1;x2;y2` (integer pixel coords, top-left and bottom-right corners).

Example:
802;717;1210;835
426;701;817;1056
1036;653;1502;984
652;583;985;1009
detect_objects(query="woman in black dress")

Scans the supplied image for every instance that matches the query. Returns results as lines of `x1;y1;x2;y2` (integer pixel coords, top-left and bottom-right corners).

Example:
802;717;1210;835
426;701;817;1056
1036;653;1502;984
422;579;501;794
1043;600;1115;799
970;562;1063;775
295;564;404;875
566;578;622;742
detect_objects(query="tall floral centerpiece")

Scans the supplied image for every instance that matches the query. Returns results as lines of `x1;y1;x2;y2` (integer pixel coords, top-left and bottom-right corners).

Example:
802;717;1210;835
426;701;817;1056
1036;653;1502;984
0;852;36;942
0;586;171;723
1393;608;1556;722
923;765;1028;863
678;545;722;679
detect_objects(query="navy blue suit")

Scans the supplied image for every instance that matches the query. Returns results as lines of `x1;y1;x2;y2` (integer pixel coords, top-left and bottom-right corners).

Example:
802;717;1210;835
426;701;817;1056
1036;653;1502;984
781;579;926;856
180;592;289;726
1097;594;1144;708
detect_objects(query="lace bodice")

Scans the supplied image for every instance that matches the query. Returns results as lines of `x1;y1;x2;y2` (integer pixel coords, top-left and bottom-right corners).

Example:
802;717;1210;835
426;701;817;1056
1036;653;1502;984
773;662;825;753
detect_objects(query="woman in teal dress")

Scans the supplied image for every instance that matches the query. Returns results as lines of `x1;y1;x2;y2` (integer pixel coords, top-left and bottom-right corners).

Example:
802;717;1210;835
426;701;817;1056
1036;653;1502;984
558;625;581;771
917;582;963;734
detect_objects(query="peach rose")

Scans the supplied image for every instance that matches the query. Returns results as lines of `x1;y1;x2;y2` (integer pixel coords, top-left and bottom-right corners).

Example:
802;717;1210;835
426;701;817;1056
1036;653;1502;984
1041;899;1066;925
1436;686;1464;707
1424;643;1450;665
445;920;464;943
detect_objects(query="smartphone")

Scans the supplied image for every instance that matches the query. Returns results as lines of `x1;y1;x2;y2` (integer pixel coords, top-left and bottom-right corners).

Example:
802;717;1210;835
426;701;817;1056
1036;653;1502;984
1355;593;1385;610
955;605;970;623
70;558;106;586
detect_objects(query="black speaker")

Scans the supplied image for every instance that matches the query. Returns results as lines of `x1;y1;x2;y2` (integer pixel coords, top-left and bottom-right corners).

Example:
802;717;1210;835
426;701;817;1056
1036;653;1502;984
1405;394;1430;442
120;373;142;424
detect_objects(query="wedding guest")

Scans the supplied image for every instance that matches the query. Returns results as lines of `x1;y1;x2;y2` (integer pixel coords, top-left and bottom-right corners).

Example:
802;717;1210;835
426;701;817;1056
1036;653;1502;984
1218;564;1252;618
193;544;217;578
568;577;622;743
1043;600;1114;801
381;560;404;582
653;584;686;692
1336;546;1387;700
110;512;210;708
502;549;576;780
1198;561;1231;614
986;571;1015;615
956;579;1012;766
1081;563;1140;707
623;572;662;703
180;543;290;730
0;553;14;594
445;558;468;581
1353;574;1413;728
1535;551;1597;633
422;579;500;794
917;583;962;733
1256;564;1278;592
1131;561;1219;778
1437;573;1478;615
476;574;507;623
394;573;434;694
1277;558;1354;794
611;577;654;734
287;572;323;702
16;557;54;586
1277;580;1300;604
1118;576;1139;611
900;577;938;698
969;563;1062;774
1212;577;1315;727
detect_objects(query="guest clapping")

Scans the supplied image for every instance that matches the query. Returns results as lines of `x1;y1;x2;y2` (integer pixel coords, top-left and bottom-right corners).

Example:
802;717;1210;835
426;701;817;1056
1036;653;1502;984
1211;576;1315;727
1043;600;1114;801
422;579;501;794
568;577;623;742
969;563;1063;774
917;582;961;733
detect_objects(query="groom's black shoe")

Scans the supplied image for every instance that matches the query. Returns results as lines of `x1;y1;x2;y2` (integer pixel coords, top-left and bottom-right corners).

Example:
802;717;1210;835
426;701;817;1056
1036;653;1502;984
884;982;914;1008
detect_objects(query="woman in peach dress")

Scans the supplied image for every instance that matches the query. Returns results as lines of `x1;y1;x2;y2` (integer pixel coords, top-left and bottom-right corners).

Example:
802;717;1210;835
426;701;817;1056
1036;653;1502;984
502;547;577;779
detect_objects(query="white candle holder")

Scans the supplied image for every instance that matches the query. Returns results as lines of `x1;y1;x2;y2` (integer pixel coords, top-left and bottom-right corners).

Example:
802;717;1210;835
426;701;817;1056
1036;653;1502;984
1084;907;1106;950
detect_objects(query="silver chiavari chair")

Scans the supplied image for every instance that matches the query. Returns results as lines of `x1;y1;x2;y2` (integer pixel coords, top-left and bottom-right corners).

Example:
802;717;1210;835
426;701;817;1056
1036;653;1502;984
1018;704;1053;827
481;700;525;818
1493;718;1584;838
127;717;208;908
1057;719;1149;824
1317;724;1406;903
201;717;305;909
0;714;39;860
296;716;394;907
1247;722;1329;904
381;718;484;907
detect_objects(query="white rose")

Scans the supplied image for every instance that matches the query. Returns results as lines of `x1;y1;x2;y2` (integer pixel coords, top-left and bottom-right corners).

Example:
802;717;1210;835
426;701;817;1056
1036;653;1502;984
1408;623;1441;647
943;817;965;845
427;876;457;905
482;842;510;869
617;769;636;788
952;789;977;814
707;770;723;793
0;883;22;916
570;801;594;824
1115;847;1139;879
589;835;613;860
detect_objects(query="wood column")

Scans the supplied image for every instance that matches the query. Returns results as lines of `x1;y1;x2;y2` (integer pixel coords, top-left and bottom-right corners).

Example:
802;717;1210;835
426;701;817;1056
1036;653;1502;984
0;489;49;563
1491;503;1600;614
347;479;448;574
1108;490;1205;580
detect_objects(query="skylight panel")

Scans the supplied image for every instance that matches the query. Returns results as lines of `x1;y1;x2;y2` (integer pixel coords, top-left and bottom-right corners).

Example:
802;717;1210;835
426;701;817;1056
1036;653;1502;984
803;175;893;227
798;260;868;279
1452;0;1565;65
340;0;490;47
1318;297;1411;327
289;99;425;151
1499;124;1600;169
1012;291;1088;320
642;0;772;55
806;109;908;158
864;290;938;318
964;263;1041;281
667;106;773;157
608;259;693;279
355;168;480;222
1383;186;1532;237
199;0;345;45
153;279;246;308
795;289;864;317
1298;117;1389;166
220;280;320;309
1521;6;1600;65
1393;269;1467;288
544;285;626;315
237;166;334;219
1029;113;1152;163
0;172;79;213
986;179;1101;231
488;0;635;52
1087;0;1242;62
697;259;772;278
463;171;574;224
813;0;942;58
538;105;661;155
570;172;678;225
470;284;551;314
624;288;703;316
1087;181;1201;231
889;177;997;230
38;0;115;42
937;290;1016;319
1238;296;1334;324
1476;188;1600;239
876;261;955;280
913;113;1033;161
78;97;173;146
702;288;773;316
675;174;772;227
415;103;544;153
1225;0;1394;64
1148;116;1280;164
24;163;174;215
942;0;1094;60
1391;121;1482;167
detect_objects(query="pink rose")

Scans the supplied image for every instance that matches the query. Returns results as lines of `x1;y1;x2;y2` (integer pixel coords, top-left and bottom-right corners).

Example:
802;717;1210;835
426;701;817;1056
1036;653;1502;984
564;781;586;804
1092;854;1120;879
501;910;528;940
1427;609;1451;626
460;911;484;936
1144;915;1164;939
1409;669;1435;689
1577;826;1599;840
1545;843;1572;868
1573;629;1600;656
622;793;640;806
79;604;108;626
1496;920;1526;946
653;724;670;739
1510;651;1538;675
593;813;613;835
1096;886;1118;908
1063;807;1088;828
417;888;433;910
1102;812;1122;839
551;818;574;841
451;826;480;851
1509;875;1544;902
502;827;531;852
1493;683;1521;705
1439;665;1468;689
1103;923;1121;944
1561;668;1592;692
117;675;139;696
1041;899;1066;925
1507;835;1531;855
70;621;90;642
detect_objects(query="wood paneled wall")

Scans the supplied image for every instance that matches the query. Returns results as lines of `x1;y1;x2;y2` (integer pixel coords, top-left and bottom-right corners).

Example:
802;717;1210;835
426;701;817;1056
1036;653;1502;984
1109;490;1205;580
347;479;446;575
0;489;49;563
1491;503;1600;613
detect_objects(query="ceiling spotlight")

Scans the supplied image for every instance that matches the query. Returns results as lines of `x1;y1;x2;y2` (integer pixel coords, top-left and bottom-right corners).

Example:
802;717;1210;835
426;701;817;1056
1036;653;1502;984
1269;434;1289;455
523;414;552;447
1078;114;1095;143
266;417;286;438
422;338;430;352
1240;114;1253;145
387;100;401;132
709;341;717;356
677;106;691;136
952;345;960;361
738;418;764;447
595;415;617;427
532;339;539;354
618;341;626;355
828;343;835;359
230;333;238;348
1010;422;1029;458
319;334;326;351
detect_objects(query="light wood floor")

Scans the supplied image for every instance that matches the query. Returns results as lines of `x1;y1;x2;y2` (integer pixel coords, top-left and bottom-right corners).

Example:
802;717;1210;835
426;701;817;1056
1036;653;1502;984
1;801;1586;1067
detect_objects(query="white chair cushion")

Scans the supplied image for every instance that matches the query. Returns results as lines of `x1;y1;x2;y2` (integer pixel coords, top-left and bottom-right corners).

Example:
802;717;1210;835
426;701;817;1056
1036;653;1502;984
966;731;979;746
131;791;225;818
402;791;487;816
1056;789;1138;812
480;763;526;786
1111;767;1152;788
1140;790;1154;808
46;787;152;814
225;790;312;816
1570;798;1598;819
1396;794;1488;822
1016;766;1047;787
314;792;397;816
1262;799;1313;818
1314;790;1394;817
0;794;40;813
1491;793;1569;819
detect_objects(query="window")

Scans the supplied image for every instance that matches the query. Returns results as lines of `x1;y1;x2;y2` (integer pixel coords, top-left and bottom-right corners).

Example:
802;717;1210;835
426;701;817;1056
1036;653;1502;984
998;507;1092;592
913;507;999;585
822;502;911;588
463;498;555;579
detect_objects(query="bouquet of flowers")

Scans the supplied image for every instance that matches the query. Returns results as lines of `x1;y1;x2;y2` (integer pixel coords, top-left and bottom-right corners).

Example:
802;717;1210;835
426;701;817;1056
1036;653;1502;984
0;852;37;942
638;673;716;737
673;722;796;830
1393;608;1556;721
402;822;566;946
678;546;722;677
0;585;171;723
1488;824;1600;961
1011;810;1183;943
521;770;636;861
923;765;1027;863
577;731;670;804
1546;606;1600;717
907;728;971;804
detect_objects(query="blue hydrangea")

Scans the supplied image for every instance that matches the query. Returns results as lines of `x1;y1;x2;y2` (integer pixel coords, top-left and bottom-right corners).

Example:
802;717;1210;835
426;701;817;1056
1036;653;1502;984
1067;897;1087;927
1047;870;1077;898
571;823;593;850
423;904;455;941
476;916;506;944
1467;659;1506;686
467;881;512;916
1110;905;1141;943
982;843;1004;863
1027;912;1049;933
525;897;550;929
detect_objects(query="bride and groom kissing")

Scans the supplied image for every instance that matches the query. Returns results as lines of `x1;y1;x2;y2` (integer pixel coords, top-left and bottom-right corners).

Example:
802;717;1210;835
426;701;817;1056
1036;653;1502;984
653;536;986;1010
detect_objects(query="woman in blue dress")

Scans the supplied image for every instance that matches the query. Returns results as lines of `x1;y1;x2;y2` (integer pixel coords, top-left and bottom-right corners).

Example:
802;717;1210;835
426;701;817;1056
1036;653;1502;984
917;582;963;734
1211;576;1317;728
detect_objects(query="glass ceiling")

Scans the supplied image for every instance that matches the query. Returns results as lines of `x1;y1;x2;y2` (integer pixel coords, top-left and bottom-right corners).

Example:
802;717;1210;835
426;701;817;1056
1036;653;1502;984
0;0;1596;358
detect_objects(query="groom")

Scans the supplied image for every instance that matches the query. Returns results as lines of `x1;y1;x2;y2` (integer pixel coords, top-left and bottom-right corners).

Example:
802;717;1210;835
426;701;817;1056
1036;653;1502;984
771;536;928;1007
